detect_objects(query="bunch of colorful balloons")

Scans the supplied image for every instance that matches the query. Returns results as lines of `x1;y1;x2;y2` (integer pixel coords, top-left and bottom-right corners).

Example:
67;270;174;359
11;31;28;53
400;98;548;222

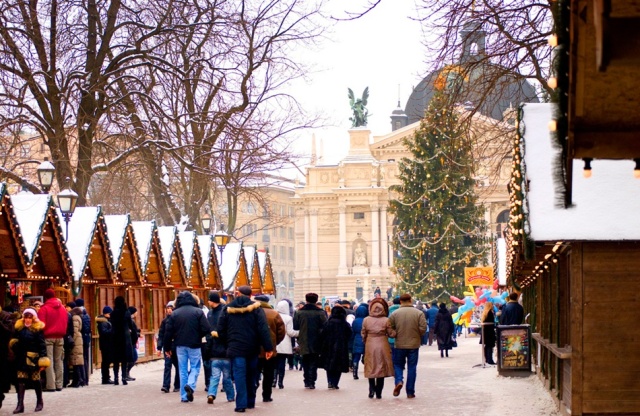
450;285;509;327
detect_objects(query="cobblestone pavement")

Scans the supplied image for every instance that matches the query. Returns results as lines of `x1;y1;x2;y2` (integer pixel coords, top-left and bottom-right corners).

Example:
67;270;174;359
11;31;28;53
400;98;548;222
1;334;561;415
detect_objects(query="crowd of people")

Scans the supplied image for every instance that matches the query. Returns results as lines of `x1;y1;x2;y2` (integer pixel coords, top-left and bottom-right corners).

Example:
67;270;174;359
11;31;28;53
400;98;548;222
0;286;525;414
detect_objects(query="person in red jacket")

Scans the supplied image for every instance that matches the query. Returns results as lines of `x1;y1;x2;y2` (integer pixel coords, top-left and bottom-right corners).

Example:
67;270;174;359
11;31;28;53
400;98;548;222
37;289;69;391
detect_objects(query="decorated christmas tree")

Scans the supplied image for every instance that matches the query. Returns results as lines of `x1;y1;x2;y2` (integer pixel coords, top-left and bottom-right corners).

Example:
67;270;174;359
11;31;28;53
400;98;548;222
389;91;487;300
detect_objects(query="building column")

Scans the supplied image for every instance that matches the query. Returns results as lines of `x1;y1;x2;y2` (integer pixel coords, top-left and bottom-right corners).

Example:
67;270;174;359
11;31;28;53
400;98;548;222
381;204;389;270
309;208;320;278
338;203;348;275
304;209;310;272
370;203;380;274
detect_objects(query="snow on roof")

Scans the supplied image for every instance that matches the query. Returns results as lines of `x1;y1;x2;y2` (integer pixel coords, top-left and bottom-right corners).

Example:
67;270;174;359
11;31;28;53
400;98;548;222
158;226;177;273
178;231;196;277
523;103;640;240
217;242;241;291
131;221;155;272
244;245;256;276
57;207;100;283
104;215;130;270
11;193;52;262
258;251;267;277
197;235;213;274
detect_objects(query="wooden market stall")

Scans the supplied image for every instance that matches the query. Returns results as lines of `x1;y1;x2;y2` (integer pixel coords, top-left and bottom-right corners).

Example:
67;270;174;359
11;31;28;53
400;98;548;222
198;234;223;291
132;220;170;349
507;103;640;415
105;215;153;362
10;192;73;306
258;250;276;296
158;226;187;295
179;231;209;302
0;184;30;308
244;245;263;295
217;242;249;293
59;206;114;368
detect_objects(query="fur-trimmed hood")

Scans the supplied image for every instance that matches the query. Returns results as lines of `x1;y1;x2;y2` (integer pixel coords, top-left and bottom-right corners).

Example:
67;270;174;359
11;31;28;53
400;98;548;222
226;296;261;314
96;315;110;324
71;306;84;316
15;318;45;332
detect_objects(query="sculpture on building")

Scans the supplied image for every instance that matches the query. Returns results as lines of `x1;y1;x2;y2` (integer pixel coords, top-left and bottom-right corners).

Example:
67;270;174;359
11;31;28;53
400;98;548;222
348;87;369;128
353;243;367;267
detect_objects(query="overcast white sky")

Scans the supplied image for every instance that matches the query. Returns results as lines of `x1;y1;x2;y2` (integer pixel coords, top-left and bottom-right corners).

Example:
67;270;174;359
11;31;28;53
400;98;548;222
288;0;428;168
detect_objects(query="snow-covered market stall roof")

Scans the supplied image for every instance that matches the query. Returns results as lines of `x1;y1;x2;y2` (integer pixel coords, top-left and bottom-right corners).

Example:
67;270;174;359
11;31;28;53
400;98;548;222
178;231;205;288
217;242;248;292
244;245;262;294
11;192;71;282
158;226;187;288
507;103;640;284
131;221;166;286
104;214;143;286
0;184;28;278
58;206;114;288
257;250;276;295
197;235;223;290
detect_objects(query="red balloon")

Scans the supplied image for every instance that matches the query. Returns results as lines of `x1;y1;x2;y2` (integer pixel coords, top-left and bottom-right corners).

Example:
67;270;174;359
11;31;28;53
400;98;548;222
450;296;464;304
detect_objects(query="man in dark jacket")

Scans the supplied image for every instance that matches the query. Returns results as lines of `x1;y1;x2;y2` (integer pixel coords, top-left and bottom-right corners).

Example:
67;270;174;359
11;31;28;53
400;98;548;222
0;306;16;408
254;295;285;403
96;306;114;384
293;292;327;390
216;286;273;413
163;292;211;403
499;293;525;325
157;302;179;393
205;291;234;404
74;298;92;385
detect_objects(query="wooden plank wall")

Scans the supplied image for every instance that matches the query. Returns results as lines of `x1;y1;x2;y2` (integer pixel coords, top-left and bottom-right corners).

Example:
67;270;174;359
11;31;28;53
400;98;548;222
579;242;640;414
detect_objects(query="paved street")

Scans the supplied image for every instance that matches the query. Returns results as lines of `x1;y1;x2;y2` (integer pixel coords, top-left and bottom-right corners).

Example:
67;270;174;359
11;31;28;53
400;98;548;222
2;334;560;415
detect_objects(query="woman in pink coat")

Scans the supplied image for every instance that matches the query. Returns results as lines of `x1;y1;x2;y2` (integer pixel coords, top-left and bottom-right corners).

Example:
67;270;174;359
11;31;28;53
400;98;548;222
361;298;396;399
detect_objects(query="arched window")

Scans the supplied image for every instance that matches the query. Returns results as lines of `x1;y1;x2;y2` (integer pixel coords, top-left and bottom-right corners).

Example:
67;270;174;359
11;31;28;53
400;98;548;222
496;209;509;237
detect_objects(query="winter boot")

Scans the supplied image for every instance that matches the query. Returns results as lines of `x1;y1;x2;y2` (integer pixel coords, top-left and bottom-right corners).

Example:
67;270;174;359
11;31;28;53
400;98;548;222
34;383;43;412
114;369;119;385
484;346;496;365
13;383;25;414
352;362;359;380
368;379;375;399
375;378;384;399
440;350;444;358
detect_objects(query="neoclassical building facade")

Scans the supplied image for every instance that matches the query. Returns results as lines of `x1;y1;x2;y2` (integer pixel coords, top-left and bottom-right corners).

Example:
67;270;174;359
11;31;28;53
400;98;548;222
292;112;512;302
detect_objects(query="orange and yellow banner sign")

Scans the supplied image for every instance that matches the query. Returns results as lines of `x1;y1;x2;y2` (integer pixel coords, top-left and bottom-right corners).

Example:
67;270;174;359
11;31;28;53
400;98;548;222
464;267;494;286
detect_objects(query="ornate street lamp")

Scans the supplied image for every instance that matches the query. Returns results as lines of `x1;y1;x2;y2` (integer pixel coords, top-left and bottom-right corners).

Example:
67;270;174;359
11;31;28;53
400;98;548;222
37;158;55;193
214;224;231;266
356;278;362;301
57;178;79;296
201;212;212;234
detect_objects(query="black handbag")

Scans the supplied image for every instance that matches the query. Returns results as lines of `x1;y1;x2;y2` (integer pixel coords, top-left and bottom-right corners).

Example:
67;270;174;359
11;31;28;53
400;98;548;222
451;335;458;348
64;334;75;348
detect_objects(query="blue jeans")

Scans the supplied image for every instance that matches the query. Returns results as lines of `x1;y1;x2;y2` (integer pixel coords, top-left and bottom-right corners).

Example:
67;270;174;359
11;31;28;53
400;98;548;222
392;348;419;395
176;346;202;402
231;356;258;410
208;359;234;401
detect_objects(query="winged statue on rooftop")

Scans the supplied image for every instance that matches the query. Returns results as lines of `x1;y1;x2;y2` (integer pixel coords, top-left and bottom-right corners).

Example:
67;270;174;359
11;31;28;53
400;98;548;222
348;87;369;128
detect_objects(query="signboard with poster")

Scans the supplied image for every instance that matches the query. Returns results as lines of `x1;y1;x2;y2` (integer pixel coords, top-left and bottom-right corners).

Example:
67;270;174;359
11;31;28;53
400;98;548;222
464;267;494;286
136;336;146;358
497;325;531;373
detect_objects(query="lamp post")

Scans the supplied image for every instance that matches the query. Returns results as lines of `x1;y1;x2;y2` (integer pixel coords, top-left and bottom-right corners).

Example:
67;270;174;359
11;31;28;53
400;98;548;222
356;279;362;302
36;158;55;193
57;178;79;295
201;212;212;234
214;224;231;266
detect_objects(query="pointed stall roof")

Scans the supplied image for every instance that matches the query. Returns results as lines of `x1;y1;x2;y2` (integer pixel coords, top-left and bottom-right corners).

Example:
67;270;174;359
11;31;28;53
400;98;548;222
58;206;113;286
0;184;28;278
258;250;276;295
197;235;223;290
158;226;187;288
244;246;262;294
104;214;143;286
216;242;248;292
132;221;166;286
521;103;640;241
178;231;205;288
11;192;72;281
